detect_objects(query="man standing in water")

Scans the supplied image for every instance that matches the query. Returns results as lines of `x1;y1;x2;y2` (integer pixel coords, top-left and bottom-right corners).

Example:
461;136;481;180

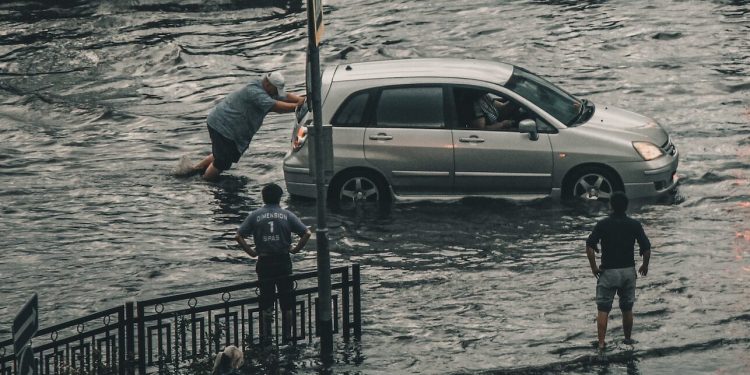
175;72;305;180
585;191;651;351
235;183;311;344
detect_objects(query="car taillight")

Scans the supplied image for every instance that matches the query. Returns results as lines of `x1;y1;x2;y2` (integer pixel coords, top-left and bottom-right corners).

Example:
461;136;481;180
292;125;308;152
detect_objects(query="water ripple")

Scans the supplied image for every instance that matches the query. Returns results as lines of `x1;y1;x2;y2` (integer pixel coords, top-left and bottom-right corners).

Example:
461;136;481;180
1;0;749;374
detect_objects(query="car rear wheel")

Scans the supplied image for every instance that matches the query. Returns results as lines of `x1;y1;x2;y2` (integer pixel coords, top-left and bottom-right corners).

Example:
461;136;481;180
329;170;391;211
564;167;622;201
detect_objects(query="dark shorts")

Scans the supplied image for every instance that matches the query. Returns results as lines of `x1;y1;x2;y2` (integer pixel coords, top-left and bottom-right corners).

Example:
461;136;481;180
596;267;637;313
208;126;241;171
256;254;294;311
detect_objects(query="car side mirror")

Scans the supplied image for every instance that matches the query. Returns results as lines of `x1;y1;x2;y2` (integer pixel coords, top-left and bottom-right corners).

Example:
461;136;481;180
519;119;538;141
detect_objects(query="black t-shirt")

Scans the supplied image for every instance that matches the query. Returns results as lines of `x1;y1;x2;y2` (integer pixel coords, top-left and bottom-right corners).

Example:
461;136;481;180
586;213;651;269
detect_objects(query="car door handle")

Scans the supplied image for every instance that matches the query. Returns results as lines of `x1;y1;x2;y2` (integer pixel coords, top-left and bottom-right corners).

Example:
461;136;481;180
459;136;485;143
369;133;393;141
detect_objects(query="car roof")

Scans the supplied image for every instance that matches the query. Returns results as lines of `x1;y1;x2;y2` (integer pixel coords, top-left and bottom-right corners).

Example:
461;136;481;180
330;58;514;84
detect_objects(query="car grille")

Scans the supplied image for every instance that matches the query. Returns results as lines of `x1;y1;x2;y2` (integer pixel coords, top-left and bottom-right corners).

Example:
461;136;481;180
661;138;677;156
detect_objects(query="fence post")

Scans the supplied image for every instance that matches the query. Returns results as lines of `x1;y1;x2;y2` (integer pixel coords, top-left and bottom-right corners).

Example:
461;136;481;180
125;302;135;375
341;267;351;340
118;306;126;375
352;264;361;338
136;304;146;375
223;299;230;348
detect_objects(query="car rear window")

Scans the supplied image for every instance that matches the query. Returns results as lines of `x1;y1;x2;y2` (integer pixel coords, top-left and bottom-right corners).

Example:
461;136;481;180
332;92;370;126
375;87;444;128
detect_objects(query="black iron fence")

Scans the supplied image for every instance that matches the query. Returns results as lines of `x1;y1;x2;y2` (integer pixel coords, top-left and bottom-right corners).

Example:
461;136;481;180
1;264;361;375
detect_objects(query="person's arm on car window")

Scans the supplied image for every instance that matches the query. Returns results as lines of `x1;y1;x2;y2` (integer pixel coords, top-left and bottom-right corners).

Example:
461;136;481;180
272;100;299;113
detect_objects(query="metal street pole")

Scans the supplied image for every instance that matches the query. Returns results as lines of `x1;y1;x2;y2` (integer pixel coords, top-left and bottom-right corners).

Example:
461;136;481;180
306;0;333;365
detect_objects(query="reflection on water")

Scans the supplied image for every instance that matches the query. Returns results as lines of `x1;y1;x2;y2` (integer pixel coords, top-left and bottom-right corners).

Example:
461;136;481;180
1;0;749;374
210;174;256;225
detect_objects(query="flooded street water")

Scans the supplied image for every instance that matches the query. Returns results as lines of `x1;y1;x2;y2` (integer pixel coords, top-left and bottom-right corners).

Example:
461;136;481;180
1;0;749;373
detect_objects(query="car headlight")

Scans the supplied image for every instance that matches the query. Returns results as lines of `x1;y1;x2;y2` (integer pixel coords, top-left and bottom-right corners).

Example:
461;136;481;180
633;141;664;161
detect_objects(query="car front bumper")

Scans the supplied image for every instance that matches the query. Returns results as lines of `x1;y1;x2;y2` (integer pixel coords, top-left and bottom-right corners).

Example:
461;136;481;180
617;151;680;199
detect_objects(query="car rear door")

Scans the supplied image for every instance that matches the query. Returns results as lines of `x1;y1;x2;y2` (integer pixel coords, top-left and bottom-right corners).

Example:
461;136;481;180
363;85;454;195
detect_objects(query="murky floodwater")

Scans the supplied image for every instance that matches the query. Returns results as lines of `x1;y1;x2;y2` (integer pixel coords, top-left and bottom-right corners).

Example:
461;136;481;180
1;0;748;373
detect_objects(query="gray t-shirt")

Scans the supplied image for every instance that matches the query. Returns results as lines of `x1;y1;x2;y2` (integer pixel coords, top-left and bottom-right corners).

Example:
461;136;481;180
237;204;308;257
207;79;283;154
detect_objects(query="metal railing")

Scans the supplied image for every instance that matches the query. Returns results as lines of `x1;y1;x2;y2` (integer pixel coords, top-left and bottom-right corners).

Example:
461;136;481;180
1;264;361;375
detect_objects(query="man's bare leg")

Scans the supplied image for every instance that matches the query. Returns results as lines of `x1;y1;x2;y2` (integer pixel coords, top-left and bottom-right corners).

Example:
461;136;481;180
194;154;214;171
597;311;609;350
622;310;634;342
191;154;223;181
202;162;221;181
174;154;214;177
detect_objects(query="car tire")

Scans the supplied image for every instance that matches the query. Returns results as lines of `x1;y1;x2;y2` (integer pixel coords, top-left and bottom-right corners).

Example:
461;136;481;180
563;167;623;201
329;170;392;212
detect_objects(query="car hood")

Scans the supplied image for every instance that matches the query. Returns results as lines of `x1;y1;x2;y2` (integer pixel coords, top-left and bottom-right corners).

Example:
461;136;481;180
581;104;669;146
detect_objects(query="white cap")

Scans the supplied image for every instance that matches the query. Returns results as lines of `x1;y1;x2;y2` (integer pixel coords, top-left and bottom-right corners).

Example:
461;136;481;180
265;71;286;98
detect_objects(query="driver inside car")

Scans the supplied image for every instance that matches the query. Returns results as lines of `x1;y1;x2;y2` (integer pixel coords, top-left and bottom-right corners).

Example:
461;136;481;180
469;91;519;131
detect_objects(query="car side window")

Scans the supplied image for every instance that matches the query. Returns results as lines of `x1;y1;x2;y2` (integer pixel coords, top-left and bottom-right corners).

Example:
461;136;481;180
331;91;370;127
454;87;558;134
375;87;444;128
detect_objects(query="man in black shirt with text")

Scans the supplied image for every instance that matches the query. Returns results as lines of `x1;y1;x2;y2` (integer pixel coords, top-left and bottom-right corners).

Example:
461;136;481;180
586;191;651;351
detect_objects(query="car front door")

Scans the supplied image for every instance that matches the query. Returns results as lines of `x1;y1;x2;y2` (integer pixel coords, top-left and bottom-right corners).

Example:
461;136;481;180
363;85;454;195
452;88;554;195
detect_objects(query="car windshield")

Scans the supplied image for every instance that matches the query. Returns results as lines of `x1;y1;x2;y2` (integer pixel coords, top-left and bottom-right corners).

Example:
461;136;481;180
505;67;583;126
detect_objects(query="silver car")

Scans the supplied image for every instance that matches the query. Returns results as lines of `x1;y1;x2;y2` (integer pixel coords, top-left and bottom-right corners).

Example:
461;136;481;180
283;58;678;209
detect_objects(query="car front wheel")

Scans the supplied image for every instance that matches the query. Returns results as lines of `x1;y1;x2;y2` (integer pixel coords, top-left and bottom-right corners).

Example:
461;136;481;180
564;167;622;201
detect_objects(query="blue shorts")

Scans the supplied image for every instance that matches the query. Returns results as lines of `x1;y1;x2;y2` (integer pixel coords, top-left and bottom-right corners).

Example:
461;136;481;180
208;126;240;171
596;267;636;313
